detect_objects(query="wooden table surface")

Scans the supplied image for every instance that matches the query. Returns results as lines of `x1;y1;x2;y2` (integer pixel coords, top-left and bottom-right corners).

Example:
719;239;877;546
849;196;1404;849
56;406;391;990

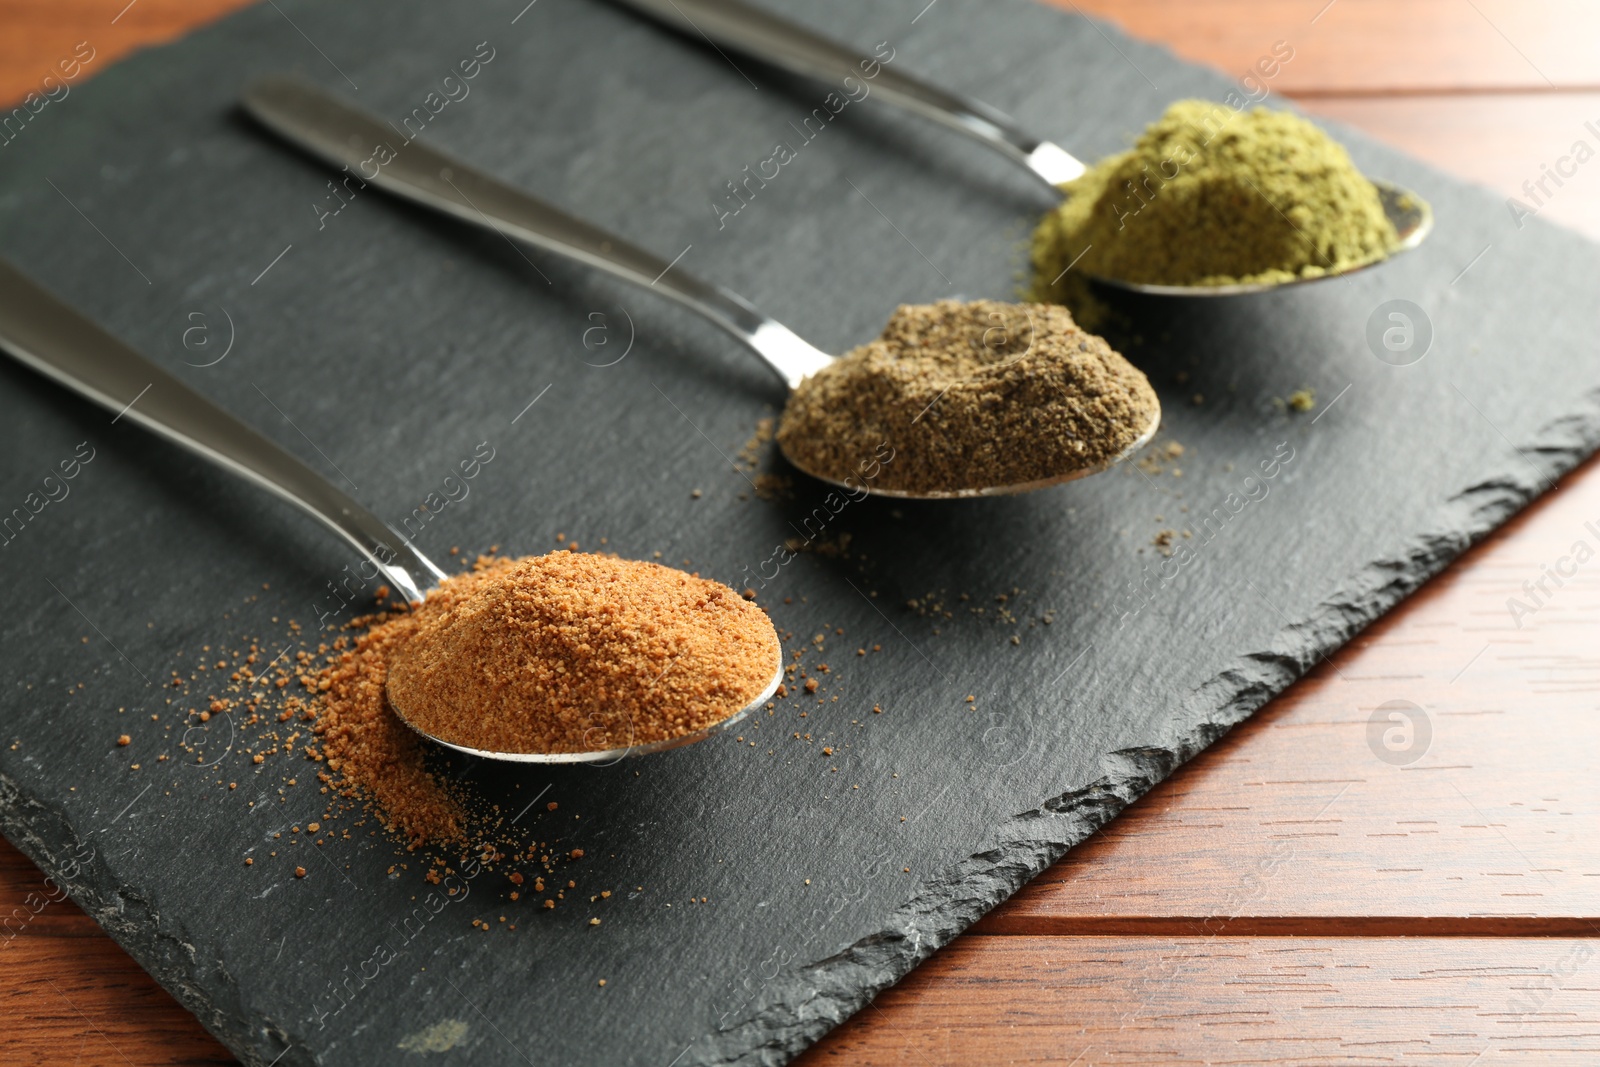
4;2;1598;1064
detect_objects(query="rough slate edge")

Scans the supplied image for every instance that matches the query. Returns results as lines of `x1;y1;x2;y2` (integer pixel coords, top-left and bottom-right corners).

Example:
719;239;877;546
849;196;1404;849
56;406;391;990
694;464;1600;1060
684;460;1600;1060
0;777;246;1046
571;12;1600;1067
693;4;1599;1059
0;9;1597;1067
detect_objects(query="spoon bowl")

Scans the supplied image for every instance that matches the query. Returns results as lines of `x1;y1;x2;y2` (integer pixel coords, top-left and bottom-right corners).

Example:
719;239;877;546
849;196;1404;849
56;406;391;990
1093;181;1434;297
784;404;1161;500
388;640;785;765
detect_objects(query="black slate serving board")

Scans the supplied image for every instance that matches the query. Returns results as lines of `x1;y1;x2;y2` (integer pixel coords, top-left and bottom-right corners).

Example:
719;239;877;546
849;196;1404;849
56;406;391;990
2;1;1598;1064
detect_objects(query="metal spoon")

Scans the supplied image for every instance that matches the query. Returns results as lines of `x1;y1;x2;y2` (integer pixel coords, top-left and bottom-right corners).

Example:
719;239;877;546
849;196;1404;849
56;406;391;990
608;0;1433;294
241;76;1159;498
0;258;781;764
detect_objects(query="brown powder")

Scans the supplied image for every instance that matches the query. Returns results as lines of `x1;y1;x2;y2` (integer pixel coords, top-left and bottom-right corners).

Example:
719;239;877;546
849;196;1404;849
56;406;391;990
312;604;466;846
736;416;775;470
386;552;780;756
776;300;1159;495
128;549;830;872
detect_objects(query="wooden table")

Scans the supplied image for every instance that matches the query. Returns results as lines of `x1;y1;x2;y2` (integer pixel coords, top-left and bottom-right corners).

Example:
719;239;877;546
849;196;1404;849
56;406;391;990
4;2;1597;1063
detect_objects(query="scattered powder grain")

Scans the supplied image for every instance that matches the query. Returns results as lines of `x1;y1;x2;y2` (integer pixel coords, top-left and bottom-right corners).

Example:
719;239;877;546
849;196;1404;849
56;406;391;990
736;417;774;470
1031;100;1404;295
776;300;1158;495
1287;387;1316;412
386;553;780;756
752;472;793;501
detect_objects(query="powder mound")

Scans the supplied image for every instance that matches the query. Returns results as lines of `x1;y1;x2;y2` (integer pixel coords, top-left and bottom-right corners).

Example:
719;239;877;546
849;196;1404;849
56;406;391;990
387;553;780;755
775;300;1159;495
1031;99;1403;293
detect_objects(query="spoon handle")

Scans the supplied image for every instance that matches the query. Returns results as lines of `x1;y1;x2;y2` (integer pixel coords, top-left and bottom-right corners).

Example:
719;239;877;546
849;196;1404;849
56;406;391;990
0;259;444;603
609;0;1085;188
242;77;833;391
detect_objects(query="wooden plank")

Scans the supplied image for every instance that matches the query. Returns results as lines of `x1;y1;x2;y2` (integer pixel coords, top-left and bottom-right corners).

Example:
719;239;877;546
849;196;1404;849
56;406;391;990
1304;92;1600;240
800;935;1600;1065
0;938;234;1066
11;867;1596;1067
988;453;1600;932
0;839;232;1065
12;1;1600;106
1058;0;1600;95
0;839;103;941
0;0;254;107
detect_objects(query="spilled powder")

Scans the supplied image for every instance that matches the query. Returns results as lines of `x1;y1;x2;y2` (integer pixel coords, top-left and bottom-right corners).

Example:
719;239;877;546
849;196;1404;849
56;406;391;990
105;550;844;916
309;553;778;846
777;300;1159;495
312;602;466;846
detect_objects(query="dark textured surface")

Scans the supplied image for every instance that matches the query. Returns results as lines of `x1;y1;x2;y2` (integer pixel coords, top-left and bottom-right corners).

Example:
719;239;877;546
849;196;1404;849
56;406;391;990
1;1;1597;1065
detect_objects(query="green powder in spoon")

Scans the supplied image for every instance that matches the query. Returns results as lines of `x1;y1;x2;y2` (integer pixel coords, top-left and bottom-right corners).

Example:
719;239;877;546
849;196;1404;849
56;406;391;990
1030;99;1401;295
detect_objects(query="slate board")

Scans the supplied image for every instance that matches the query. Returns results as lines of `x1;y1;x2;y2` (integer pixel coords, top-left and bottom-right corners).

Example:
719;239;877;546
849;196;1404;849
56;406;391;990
2;1;1599;1064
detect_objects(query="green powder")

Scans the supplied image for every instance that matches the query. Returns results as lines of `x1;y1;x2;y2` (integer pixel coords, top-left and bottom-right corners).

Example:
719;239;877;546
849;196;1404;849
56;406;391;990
1030;100;1402;295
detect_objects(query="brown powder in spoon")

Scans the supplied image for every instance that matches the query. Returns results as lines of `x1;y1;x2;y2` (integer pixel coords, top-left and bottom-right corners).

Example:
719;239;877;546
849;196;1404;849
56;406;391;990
777;300;1159;495
385;552;781;756
308;552;779;846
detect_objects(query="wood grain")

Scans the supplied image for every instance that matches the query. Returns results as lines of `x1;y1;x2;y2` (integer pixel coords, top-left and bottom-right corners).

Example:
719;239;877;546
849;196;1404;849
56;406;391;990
985;460;1600;932
1305;92;1600;240
0;944;234;1067
2;1;1598;1065
0;1;255;107
1062;0;1600;95
0;841;231;1066
808;935;1600;1065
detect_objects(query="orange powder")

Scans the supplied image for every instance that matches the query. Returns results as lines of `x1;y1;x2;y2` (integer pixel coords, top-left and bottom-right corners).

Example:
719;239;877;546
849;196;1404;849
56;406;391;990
386;552;780;756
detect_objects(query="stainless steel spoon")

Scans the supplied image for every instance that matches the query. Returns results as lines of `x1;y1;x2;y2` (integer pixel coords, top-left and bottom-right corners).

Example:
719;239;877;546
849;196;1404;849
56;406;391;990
241;76;1159;498
0;258;781;764
609;0;1433;294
